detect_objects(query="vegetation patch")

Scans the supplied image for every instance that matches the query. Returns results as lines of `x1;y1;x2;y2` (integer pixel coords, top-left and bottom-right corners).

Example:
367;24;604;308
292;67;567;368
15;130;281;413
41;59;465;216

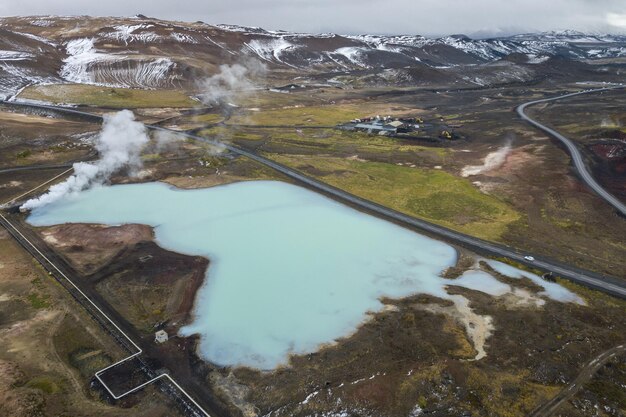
53;316;115;378
192;113;225;124
463;368;559;416
25;375;63;394
16;149;32;159
19;84;197;108
68;347;113;378
269;154;519;240
26;292;50;309
227;104;363;126
233;90;326;110
199;126;266;141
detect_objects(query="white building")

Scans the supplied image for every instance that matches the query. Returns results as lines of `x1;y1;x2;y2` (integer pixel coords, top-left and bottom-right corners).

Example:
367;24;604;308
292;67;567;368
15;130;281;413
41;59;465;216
155;330;168;344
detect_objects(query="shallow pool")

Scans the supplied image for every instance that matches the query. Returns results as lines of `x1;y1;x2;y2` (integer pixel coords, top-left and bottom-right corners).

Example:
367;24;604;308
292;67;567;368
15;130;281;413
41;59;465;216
27;180;580;369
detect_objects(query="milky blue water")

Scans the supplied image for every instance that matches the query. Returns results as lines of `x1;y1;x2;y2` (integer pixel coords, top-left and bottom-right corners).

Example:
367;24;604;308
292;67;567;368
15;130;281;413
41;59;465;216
27;181;459;368
26;180;582;369
452;270;511;296
486;260;583;304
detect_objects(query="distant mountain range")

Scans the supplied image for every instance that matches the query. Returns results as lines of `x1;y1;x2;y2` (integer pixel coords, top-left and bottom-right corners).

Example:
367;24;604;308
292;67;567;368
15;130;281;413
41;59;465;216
1;16;625;98
224;26;626;67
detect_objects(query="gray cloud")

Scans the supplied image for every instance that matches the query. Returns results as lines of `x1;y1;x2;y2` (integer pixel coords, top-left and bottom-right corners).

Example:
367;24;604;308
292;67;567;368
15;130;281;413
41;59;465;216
1;0;625;36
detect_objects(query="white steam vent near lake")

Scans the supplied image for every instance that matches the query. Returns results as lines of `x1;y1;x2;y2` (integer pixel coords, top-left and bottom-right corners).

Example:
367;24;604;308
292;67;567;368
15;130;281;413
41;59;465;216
21;110;149;210
462;141;512;177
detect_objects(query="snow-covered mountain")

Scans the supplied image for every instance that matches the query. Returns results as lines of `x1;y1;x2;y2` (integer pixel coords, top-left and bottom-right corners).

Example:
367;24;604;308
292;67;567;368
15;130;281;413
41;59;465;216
508;30;626;44
0;16;625;98
215;25;626;67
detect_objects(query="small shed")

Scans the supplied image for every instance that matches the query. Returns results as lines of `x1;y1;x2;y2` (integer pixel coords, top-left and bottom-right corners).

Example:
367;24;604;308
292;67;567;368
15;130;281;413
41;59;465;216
155;330;168;344
386;120;409;133
386;120;406;129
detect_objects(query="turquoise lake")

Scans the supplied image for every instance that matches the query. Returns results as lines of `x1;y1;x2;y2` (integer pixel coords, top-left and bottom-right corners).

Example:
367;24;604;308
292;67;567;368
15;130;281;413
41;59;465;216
27;180;580;369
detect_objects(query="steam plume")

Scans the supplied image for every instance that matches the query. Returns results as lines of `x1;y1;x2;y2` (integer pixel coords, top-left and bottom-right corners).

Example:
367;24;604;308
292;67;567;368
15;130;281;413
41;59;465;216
21;110;149;210
461;140;513;177
198;58;267;106
153;129;182;153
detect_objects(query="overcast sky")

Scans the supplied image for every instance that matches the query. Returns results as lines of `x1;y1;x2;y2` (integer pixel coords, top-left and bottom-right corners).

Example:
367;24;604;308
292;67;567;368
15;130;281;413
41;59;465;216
1;0;626;37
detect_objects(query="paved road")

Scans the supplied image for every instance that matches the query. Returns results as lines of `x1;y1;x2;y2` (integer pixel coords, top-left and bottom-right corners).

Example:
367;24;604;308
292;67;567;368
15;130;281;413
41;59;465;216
517;86;626;216
529;343;626;417
2;99;625;299
0;163;73;174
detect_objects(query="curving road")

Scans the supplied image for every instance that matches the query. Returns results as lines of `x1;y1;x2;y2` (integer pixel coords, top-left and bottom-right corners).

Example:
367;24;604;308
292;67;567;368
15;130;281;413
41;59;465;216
517;86;626;216
1;99;625;299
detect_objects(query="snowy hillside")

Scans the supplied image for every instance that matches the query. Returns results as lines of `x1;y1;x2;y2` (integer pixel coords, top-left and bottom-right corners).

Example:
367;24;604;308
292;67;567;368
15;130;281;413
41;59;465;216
0;15;625;97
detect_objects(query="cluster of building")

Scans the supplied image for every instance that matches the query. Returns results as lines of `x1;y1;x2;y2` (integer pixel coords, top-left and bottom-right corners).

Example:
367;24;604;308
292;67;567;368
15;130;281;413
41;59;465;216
337;115;456;140
339;116;422;136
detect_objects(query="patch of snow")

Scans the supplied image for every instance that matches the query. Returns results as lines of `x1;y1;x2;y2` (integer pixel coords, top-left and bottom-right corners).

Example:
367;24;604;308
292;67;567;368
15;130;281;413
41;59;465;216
105;24;159;44
244;37;299;67
269;88;290;94
301;390;319;405
60;38;117;84
0;63;58;100
170;32;198;44
526;54;550;64
216;23;266;34
350;377;366;385
0;50;34;61
409;404;423;417
347;34;429;49
203;35;234;54
323;53;351;70
116;57;176;88
30;19;54;27
585;46;626;59
13;31;58;47
59;37;176;88
333;47;371;68
512;30;626;44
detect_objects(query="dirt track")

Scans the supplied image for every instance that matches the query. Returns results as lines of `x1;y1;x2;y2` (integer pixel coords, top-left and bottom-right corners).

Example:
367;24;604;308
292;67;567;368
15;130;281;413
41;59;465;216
529;343;626;417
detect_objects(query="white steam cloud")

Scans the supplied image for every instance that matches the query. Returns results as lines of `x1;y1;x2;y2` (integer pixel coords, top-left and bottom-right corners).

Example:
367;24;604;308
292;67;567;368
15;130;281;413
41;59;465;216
21;110;149;210
461;141;512;177
153;129;183;153
198;58;267;106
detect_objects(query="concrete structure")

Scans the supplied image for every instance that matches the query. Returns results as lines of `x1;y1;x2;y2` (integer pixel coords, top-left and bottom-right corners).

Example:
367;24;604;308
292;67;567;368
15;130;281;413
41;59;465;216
155;330;168;344
339;117;416;135
353;120;398;134
387;120;406;129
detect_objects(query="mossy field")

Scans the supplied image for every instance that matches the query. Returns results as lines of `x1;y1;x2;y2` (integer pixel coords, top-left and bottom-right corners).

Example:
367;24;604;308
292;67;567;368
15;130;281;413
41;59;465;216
18;84;198;108
223;91;425;126
227;104;363;126
268;154;520;240
201;125;450;159
190;112;226;124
